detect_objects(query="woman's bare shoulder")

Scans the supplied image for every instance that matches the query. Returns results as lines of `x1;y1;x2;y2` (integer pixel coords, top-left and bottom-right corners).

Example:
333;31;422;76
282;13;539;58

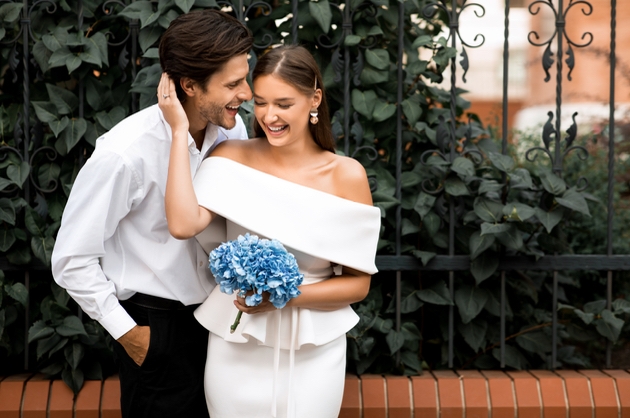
331;154;373;205
210;138;265;163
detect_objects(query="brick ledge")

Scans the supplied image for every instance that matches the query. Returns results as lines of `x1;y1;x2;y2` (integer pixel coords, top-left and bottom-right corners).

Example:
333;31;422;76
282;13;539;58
0;370;628;417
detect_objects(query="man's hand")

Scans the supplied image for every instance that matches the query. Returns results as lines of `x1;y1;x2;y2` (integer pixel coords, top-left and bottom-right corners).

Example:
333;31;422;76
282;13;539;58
117;325;151;366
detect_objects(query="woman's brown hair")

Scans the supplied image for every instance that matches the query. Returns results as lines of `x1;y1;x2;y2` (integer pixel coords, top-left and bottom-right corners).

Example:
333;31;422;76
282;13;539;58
252;45;335;153
159;10;253;101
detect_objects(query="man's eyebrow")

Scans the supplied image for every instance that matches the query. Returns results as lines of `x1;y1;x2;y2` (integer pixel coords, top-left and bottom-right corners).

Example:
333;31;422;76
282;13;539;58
223;77;245;85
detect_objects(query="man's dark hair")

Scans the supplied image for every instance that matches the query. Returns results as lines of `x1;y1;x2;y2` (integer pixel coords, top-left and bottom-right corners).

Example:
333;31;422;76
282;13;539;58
159;10;253;100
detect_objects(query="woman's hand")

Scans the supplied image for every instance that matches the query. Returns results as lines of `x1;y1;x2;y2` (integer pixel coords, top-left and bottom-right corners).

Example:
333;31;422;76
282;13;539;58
234;291;276;315
157;73;189;135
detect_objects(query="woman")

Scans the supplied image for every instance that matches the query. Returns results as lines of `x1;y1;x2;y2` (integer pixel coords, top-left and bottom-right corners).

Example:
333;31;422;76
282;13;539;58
160;45;380;418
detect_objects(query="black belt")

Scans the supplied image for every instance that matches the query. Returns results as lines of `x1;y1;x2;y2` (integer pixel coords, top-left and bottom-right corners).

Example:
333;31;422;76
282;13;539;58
126;293;188;310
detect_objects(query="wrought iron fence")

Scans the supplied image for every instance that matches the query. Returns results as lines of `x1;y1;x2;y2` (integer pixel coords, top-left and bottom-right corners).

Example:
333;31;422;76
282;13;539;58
0;0;623;372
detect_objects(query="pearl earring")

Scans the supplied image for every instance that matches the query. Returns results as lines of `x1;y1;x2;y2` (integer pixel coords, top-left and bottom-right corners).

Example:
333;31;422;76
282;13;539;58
309;109;319;125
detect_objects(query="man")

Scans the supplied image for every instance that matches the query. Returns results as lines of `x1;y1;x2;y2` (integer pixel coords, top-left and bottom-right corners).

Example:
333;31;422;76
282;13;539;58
51;10;253;418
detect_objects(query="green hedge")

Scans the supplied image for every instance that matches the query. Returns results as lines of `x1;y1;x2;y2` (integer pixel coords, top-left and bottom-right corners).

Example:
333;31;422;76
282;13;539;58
0;0;628;393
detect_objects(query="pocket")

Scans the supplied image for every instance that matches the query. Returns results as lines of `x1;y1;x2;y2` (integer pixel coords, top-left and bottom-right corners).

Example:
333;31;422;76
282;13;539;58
139;324;156;368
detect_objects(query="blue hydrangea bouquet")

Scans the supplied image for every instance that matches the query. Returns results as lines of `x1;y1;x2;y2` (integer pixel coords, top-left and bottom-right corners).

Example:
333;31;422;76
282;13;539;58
209;233;304;333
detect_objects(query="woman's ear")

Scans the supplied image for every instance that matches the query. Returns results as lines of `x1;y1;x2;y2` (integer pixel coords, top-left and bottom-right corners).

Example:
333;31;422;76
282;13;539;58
180;77;197;98
312;88;323;109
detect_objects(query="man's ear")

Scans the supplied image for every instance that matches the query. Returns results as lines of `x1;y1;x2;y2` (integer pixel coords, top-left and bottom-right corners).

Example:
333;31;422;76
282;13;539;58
180;77;197;98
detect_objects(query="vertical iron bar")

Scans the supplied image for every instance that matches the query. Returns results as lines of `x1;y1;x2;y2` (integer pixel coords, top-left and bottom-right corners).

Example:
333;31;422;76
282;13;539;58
21;0;31;371
343;5;350;157
130;17;139;113
551;271;558;369
500;0;510;369
291;0;298;44
553;0;564;175
394;0;404;366
500;271;506;368
447;0;457;370
606;0;616;369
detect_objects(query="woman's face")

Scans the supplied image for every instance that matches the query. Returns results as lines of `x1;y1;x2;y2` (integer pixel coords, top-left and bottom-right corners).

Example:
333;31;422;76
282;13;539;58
253;74;321;147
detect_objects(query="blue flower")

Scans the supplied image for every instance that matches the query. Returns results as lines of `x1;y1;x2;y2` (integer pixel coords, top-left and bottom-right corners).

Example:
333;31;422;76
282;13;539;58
209;234;303;310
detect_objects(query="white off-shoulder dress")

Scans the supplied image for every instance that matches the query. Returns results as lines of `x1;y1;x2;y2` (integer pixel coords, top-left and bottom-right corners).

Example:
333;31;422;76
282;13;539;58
191;157;381;418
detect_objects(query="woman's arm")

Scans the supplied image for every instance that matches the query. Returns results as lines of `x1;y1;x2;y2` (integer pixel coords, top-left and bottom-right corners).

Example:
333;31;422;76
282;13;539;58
159;74;214;239
234;156;374;313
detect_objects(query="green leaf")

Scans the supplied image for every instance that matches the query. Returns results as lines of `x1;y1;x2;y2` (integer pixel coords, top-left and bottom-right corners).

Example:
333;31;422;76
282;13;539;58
469;230;495;260
492;345;528;369
87;32;109;67
412;250;436;266
0;3;24;23
139;25;162;53
413;192;436;219
48;47;73;69
28;320;55;343
401;218;419;236
62;368;84;395
42;27;70;53
458;319;487;352
515;330;552;354
401;171;422;188
31;235;55;266
480;222;510;236
46;84;78;115
56;315;88;337
351;89;377;119
401;322;422;342
478;180;504;194
344;35;362;46
444;176;469;196
7;245;31;265
386;329;405;354
402;99;422;125
583;300;606;314
372;100;396;122
25;207;44;236
473;197;504;223
32;101;58;123
401;291;424;313
423;211;440;237
612;298;630;315
120;1;160;29
175;0;194;12
49;116;70;138
0;198;16;225
503;203;535;222
365;49;389;70
416;281;453;305
65;53;82;73
6;282;28;307
470;252;499;284
455;285;489;324
451;157;475;177
38;163;61;190
0;228;16;251
411;35;433;49
535;207;563;233
595;310;623;342
372;317;393;334
60;118;87;153
575;309;595;325
37;334;62;359
555;187;590;217
496;224;523;250
539;170;567;195
309;0;332;33
6;161;30;188
64;343;85;370
509;168;533;189
488;152;515;173
360;66;388;85
95;107;126;131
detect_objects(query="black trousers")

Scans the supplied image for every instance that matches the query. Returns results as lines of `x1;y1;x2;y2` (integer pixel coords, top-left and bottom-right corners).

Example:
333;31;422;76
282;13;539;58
113;296;210;418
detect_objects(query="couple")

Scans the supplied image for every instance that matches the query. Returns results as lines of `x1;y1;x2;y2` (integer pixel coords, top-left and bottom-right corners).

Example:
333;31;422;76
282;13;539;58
51;9;380;418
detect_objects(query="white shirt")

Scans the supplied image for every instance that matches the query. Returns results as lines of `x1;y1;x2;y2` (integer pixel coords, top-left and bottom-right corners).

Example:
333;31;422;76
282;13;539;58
51;104;248;340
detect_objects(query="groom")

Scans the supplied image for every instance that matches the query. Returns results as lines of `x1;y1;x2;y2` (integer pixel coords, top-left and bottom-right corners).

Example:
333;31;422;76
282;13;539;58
51;10;252;418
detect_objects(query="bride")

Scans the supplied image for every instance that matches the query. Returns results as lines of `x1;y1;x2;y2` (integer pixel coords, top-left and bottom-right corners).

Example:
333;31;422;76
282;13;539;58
159;45;380;418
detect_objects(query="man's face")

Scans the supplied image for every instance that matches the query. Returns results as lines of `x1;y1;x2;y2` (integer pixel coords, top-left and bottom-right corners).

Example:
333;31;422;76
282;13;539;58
194;54;252;130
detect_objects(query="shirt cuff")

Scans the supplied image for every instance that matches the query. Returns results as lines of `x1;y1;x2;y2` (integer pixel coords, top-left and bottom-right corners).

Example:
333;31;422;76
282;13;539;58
99;304;137;340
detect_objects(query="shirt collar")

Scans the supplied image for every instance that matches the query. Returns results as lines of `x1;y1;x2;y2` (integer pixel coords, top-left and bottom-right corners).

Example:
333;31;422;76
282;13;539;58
157;105;219;154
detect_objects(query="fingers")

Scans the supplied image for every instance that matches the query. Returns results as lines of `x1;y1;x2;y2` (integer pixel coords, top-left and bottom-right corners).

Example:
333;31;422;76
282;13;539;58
157;73;176;102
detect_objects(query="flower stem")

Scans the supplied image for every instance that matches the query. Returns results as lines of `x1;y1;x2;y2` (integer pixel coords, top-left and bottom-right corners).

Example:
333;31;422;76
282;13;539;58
230;311;243;334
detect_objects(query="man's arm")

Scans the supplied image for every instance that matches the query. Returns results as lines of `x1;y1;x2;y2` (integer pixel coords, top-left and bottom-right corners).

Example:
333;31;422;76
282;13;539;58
51;150;149;365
